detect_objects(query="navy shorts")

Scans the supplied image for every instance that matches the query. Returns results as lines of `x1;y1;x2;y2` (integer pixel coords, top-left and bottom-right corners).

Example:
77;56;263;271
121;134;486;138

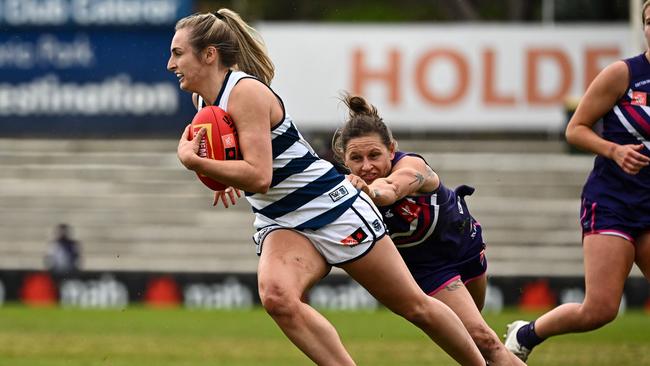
580;197;650;244
414;243;487;296
401;185;488;295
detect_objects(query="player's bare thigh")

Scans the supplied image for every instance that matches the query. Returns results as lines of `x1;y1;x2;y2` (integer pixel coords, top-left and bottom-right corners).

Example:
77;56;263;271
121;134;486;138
340;235;426;312
463;274;487;310
434;279;485;322
257;229;330;297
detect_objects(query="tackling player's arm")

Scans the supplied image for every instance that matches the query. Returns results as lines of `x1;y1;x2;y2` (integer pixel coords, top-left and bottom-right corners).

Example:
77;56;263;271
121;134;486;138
369;156;439;206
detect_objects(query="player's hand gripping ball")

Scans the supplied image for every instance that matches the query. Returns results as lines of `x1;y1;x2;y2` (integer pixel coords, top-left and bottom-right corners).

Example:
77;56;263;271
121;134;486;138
189;106;241;191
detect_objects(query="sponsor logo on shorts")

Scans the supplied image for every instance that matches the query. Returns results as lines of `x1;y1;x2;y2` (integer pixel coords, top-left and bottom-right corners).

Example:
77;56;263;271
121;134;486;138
329;185;349;202
372;219;383;232
341;227;368;246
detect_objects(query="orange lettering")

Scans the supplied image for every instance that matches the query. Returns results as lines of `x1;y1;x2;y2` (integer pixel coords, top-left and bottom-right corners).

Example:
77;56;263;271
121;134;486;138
526;49;572;105
415;49;468;106
352;48;400;104
483;48;515;106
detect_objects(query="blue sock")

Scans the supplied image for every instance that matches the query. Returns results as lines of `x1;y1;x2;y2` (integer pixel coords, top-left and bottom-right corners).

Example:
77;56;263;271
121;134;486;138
516;321;545;349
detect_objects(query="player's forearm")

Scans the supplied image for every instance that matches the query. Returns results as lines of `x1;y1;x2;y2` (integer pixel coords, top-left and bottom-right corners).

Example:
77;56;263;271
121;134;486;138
368;184;398;206
566;123;616;158
194;158;271;193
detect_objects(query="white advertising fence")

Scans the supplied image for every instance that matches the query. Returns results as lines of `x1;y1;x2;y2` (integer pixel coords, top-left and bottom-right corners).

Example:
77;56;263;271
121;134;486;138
259;23;633;132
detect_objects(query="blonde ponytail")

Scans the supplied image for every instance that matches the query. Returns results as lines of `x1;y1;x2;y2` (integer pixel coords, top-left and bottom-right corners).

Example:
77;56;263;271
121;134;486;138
216;9;275;85
175;8;275;85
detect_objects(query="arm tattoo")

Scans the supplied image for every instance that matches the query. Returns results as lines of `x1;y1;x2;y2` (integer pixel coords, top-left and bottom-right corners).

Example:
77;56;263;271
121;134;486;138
372;189;381;198
444;279;463;292
409;172;425;187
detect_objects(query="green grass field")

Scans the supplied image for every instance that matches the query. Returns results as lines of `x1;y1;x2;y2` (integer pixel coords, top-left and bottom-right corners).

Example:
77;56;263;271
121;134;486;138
1;305;649;365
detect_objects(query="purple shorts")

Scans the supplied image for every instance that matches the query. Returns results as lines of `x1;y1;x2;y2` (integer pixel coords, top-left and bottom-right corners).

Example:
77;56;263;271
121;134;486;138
416;248;487;296
580;197;650;244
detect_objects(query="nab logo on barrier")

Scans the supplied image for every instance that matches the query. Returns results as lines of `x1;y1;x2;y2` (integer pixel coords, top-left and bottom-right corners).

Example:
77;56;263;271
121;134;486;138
59;274;129;308
183;276;254;310
309;281;378;310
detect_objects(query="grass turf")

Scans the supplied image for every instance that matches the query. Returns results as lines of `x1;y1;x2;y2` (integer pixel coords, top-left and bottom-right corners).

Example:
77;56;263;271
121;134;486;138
0;305;649;365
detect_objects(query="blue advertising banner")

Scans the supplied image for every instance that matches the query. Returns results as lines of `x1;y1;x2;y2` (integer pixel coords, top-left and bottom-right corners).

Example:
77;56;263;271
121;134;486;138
0;0;196;137
0;0;192;28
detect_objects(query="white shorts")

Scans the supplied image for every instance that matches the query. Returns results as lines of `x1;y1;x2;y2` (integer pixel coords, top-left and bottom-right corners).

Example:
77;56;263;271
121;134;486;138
253;193;387;265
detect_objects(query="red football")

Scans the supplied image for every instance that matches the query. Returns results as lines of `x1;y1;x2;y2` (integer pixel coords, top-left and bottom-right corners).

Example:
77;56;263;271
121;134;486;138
189;106;241;191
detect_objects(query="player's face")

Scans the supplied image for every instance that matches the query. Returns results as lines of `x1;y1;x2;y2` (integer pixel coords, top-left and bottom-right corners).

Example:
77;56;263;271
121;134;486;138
167;28;204;92
344;134;394;184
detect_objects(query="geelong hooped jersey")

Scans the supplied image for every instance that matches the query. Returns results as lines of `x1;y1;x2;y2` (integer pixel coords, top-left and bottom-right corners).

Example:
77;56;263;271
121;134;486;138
583;53;650;202
197;70;358;230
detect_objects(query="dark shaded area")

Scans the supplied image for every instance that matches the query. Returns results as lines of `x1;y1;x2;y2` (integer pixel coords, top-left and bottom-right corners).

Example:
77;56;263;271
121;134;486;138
2;270;648;308
198;0;628;23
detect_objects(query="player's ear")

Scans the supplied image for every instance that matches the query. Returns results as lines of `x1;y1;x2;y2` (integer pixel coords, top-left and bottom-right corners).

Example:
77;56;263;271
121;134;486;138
204;45;218;64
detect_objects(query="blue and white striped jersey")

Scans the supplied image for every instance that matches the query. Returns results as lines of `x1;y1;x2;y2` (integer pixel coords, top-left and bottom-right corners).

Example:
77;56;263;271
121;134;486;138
197;70;358;230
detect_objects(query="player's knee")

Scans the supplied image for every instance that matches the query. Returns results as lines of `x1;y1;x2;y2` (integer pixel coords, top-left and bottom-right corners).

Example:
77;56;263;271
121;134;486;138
467;325;501;355
581;301;618;329
259;283;298;318
397;301;431;326
584;308;618;329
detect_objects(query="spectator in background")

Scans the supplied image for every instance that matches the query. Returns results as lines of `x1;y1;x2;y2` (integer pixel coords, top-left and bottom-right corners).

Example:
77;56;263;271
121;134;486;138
44;223;81;276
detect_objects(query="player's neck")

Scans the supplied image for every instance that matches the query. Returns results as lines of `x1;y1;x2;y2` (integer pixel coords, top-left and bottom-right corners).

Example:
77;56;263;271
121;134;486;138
200;68;230;106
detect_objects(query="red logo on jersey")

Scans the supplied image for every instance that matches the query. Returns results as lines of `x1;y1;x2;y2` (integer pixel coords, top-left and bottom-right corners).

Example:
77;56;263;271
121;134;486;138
396;199;421;223
632;91;647;106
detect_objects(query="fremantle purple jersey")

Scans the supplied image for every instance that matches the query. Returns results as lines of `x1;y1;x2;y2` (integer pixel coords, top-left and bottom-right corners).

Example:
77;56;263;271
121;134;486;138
580;53;650;240
376;152;486;293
